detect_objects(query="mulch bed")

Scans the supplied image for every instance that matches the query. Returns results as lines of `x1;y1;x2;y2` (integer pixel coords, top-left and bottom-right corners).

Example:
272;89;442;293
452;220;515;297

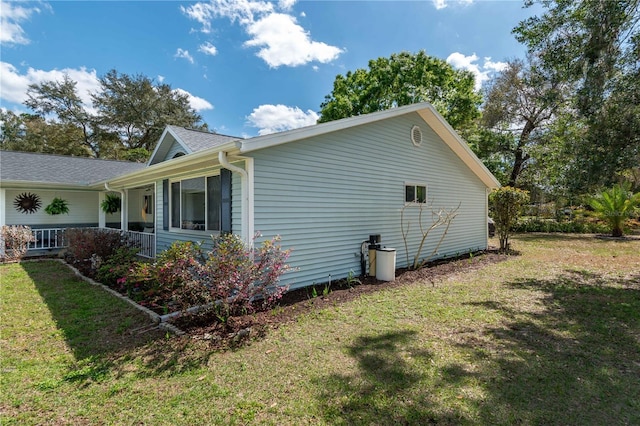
175;248;510;349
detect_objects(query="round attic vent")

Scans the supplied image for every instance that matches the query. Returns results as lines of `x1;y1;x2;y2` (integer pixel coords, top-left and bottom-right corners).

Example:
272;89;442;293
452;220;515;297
411;125;423;147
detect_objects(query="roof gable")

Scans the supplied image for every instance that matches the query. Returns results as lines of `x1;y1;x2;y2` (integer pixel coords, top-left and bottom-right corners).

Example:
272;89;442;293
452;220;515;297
148;126;240;166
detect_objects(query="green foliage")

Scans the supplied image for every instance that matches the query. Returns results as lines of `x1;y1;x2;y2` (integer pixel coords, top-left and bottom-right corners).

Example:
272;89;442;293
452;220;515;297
92;70;206;153
12;69;206;160
588;183;640;237
1;225;35;262
513;0;640;191
512;219;609;234
95;246;140;288
319;51;481;132
489;187;530;251
101;194;121;214
44;197;70;215
481;58;566;187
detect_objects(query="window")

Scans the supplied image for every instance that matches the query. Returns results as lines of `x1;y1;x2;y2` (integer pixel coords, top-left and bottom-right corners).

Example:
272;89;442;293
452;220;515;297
170;175;221;231
405;184;427;203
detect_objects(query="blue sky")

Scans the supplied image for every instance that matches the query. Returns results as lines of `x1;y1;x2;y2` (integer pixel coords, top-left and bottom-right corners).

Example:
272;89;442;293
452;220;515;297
1;0;540;138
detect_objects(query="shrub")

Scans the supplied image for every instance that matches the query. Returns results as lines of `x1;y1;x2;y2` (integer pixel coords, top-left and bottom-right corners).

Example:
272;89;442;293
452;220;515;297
65;228;129;277
589;182;640;237
95;246;140;288
1;225;35;262
513;219;609;234
490;187;530;251
203;233;292;319
123;241;210;310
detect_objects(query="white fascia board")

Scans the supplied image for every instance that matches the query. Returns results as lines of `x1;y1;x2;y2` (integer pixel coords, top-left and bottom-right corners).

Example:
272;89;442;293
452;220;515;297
93;141;241;189
0;180;94;191
417;107;501;189
237;102;435;154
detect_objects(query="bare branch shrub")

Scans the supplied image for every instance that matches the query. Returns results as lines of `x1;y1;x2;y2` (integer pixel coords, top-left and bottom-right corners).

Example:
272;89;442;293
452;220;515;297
401;201;461;270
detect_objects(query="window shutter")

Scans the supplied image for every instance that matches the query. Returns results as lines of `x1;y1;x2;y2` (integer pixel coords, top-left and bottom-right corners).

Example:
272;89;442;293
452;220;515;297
162;179;169;231
220;169;232;234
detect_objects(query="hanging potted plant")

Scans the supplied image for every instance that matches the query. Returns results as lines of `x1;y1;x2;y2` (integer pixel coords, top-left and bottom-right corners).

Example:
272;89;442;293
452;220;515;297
45;197;70;215
101;194;121;214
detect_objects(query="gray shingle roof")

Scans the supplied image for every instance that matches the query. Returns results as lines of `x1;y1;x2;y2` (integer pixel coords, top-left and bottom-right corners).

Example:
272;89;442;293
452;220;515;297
0;151;146;186
166;126;240;153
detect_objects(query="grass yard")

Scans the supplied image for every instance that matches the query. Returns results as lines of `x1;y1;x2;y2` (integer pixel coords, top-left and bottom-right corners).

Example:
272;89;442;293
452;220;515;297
1;234;639;425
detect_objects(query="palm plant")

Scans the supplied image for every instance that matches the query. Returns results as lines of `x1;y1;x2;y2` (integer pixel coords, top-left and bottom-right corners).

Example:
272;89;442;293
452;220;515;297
589;183;640;237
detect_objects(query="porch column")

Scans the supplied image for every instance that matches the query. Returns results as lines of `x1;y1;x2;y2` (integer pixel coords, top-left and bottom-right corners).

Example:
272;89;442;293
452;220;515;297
121;189;128;231
0;189;5;258
0;189;6;227
98;192;106;228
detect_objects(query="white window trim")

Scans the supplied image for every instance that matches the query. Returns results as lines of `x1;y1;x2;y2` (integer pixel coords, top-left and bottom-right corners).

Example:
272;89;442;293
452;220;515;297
404;182;428;205
169;171;222;233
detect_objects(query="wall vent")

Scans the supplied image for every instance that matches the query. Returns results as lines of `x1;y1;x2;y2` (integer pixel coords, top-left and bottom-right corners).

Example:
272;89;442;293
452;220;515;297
411;125;423;147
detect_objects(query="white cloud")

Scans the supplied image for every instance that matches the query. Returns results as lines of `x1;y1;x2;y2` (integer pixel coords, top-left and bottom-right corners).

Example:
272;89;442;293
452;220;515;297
432;0;474;9
446;52;507;90
247;104;318;135
433;0;447;9
157;75;165;83
182;1;342;68
0;1;48;45
245;13;343;68
0;62;100;108
198;41;218;56
278;0;296;11
175;48;195;63
174;88;214;111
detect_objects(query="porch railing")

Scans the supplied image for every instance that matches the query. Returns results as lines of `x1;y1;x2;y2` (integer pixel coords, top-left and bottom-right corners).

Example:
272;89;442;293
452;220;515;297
25;227;156;259
124;230;156;259
29;228;67;251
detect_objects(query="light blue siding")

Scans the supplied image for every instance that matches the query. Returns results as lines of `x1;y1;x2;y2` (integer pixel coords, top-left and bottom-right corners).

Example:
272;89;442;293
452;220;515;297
250;112;488;289
163;141;188;162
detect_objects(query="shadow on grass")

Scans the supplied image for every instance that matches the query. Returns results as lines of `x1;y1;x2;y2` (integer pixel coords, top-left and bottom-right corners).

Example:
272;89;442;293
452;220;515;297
314;270;640;425
23;261;213;381
313;330;449;425
461;269;640;424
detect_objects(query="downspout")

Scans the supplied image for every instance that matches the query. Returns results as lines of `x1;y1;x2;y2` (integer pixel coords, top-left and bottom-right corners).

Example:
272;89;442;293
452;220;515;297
218;151;253;245
104;182;126;231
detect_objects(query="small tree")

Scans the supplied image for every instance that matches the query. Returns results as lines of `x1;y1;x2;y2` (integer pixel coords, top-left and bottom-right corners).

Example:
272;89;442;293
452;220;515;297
489;187;529;251
589;182;640;237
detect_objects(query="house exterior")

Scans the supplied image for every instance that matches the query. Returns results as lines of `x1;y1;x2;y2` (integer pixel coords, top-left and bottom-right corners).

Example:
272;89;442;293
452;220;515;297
1;103;499;288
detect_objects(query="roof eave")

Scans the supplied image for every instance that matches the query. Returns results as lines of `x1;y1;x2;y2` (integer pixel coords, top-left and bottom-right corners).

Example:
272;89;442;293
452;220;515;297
94;140;242;188
238;103;434;154
417;106;501;189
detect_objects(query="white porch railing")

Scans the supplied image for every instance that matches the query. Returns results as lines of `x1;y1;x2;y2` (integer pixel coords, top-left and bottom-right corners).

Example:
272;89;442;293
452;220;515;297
29;228;67;251
124;230;156;259
25;227;155;259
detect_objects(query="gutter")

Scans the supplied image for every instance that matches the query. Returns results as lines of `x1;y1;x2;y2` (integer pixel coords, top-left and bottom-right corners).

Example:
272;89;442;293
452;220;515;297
104;182;126;231
218;151;254;245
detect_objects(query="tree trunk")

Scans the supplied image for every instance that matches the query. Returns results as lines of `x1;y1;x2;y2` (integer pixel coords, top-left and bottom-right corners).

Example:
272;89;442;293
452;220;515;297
508;121;534;187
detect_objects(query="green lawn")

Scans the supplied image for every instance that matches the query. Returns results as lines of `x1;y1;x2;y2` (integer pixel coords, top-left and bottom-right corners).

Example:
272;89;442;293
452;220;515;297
1;235;639;425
